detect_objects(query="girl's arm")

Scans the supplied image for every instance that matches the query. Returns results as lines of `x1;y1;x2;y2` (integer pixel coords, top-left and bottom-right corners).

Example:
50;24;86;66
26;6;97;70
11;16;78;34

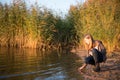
87;50;92;56
87;50;89;56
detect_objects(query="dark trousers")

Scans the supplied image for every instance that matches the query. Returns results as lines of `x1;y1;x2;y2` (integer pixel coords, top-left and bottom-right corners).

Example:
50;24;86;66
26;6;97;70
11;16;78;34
85;48;103;65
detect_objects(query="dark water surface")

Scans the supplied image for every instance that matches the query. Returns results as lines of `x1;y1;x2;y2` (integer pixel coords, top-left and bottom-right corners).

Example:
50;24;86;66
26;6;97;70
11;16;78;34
0;48;83;80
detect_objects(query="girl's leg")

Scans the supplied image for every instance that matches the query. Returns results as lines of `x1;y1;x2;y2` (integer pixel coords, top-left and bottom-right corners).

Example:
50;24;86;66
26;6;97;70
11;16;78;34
91;49;99;63
93;63;100;72
91;48;103;63
91;49;101;72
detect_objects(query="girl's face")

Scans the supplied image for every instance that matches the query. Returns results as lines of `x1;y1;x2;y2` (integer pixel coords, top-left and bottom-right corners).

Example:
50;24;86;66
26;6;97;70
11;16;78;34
84;36;90;45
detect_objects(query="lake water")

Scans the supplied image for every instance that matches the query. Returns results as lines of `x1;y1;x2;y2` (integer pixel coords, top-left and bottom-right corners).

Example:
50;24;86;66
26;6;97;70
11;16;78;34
0;48;83;80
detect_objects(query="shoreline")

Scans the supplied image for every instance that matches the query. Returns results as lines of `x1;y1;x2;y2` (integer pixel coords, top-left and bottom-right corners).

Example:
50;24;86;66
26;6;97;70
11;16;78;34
72;49;120;80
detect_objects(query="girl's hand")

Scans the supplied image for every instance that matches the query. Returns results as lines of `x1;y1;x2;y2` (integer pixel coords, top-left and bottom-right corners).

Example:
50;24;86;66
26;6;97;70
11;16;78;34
78;67;83;72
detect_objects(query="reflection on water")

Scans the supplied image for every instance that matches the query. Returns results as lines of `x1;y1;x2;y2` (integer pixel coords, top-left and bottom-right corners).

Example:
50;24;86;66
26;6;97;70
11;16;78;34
0;48;83;80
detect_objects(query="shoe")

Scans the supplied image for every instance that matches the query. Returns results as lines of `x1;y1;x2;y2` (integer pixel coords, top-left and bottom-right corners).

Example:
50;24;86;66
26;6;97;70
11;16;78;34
93;66;100;72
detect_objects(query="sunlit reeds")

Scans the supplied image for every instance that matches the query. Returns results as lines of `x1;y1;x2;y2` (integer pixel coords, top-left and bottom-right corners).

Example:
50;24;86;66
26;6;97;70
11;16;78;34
68;0;120;52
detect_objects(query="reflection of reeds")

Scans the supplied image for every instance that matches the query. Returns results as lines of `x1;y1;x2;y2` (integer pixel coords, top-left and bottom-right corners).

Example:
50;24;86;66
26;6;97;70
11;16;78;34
0;47;62;74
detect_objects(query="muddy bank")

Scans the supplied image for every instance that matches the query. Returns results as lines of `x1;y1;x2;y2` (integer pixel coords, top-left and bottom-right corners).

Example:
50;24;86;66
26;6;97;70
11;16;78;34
73;50;120;80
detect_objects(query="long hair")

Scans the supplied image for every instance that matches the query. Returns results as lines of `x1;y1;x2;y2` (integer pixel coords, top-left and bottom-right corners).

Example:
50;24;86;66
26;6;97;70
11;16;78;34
83;34;94;50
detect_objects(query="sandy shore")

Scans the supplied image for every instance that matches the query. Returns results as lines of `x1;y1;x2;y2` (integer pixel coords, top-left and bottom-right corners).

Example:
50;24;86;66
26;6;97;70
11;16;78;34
72;50;120;80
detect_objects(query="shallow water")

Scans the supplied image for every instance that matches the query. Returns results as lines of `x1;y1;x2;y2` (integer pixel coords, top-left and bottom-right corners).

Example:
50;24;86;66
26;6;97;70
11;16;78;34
0;48;83;80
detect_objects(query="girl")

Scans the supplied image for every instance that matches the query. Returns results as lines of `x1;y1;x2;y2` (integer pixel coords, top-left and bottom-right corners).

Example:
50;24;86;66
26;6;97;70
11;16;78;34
78;34;107;72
